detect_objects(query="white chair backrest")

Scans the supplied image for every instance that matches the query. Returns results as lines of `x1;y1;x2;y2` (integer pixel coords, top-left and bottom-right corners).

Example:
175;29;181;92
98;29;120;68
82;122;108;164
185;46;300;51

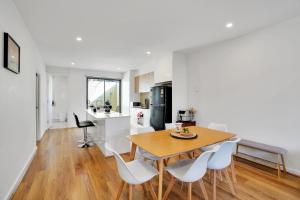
208;123;228;132
182;146;219;182
106;144;138;184
136;127;155;134
208;138;241;169
165;123;176;130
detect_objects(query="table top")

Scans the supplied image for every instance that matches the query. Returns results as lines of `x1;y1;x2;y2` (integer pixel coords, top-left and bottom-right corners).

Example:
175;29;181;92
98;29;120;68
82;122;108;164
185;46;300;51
129;126;235;158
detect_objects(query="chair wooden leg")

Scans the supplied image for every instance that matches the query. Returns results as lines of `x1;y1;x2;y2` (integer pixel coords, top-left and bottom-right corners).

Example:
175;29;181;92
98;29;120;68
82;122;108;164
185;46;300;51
164;158;170;166
116;181;126;200
210;170;213;184
147;181;158;200
142;183;147;193
198;179;208;200
156;160;160;171
277;154;281;178
162;176;176;200
188;182;192;200
128;184;133;200
213;170;217;200
231;158;237;183
218;170;223;181
223;169;236;196
281;154;287;174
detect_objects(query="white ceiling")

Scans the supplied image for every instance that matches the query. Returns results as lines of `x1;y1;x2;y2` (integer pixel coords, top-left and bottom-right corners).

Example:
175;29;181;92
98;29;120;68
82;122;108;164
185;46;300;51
13;0;300;72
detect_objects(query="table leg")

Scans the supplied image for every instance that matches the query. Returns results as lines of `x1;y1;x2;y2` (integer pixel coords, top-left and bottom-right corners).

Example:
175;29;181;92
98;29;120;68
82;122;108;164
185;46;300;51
129;143;137;161
158;159;164;200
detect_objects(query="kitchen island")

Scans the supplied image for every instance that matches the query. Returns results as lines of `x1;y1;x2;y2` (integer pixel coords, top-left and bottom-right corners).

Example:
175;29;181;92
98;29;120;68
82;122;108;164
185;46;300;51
86;109;131;156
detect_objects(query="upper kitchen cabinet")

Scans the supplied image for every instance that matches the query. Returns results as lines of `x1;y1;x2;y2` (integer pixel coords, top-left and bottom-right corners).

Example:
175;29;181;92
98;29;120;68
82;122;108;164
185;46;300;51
136;72;154;93
154;53;173;83
134;76;139;93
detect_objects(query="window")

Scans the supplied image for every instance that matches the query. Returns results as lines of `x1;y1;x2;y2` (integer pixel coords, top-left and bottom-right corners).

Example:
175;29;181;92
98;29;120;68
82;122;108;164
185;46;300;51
87;77;121;112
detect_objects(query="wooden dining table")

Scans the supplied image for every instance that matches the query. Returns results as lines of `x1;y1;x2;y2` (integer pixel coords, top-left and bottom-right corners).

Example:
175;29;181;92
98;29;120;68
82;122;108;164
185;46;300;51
128;126;235;200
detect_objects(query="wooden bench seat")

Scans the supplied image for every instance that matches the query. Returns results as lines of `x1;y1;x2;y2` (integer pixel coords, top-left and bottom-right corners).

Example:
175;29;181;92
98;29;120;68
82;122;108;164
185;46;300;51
236;139;287;177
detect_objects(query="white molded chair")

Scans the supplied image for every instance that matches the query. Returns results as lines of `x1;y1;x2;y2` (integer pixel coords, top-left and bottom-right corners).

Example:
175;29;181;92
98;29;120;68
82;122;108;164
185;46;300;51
135;127;161;162
165;123;196;160
201;123;228;151
207;138;241;200
106;144;158;200
163;146;219;200
165;123;176;130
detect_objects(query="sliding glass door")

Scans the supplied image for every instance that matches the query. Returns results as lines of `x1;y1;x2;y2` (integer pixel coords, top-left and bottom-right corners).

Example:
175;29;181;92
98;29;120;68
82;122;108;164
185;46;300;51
87;77;121;112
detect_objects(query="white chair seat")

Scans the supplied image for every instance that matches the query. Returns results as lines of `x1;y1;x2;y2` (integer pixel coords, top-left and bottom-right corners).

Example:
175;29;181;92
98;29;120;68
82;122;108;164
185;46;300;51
127;159;159;184
138;148;160;161
201;144;221;152
165;158;195;181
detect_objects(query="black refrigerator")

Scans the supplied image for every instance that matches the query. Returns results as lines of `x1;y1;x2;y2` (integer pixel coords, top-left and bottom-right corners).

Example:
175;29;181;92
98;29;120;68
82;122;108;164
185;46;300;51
150;86;172;130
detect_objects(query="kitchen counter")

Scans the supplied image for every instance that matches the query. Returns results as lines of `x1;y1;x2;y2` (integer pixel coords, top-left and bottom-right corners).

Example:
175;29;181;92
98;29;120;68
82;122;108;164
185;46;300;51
86;109;131;156
130;107;151;128
86;109;130;119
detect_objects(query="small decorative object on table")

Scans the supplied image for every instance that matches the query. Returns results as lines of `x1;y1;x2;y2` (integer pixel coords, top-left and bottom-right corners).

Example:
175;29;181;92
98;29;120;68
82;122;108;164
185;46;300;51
189;107;197;121
104;100;112;113
170;127;197;139
175;123;183;133
183;127;189;134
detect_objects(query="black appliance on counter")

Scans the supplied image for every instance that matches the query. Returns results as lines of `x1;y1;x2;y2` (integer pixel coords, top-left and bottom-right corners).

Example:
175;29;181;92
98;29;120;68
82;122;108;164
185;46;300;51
150;86;172;130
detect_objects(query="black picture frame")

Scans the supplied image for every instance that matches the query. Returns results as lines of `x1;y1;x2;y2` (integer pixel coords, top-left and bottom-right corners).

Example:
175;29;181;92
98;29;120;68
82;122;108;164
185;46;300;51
3;32;20;74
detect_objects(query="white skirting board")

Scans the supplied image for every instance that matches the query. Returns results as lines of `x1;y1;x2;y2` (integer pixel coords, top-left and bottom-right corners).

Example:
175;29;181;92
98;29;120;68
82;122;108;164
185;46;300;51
4;146;37;200
287;168;300;177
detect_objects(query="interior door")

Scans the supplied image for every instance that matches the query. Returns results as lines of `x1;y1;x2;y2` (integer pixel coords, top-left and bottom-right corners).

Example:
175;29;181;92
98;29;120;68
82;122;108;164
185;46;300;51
52;75;68;122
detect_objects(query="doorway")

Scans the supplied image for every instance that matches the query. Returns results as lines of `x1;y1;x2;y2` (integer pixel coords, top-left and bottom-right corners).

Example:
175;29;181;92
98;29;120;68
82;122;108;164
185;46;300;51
48;75;68;129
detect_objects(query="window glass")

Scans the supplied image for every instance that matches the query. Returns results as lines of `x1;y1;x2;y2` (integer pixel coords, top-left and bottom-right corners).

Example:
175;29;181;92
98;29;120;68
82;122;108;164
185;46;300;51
87;78;121;112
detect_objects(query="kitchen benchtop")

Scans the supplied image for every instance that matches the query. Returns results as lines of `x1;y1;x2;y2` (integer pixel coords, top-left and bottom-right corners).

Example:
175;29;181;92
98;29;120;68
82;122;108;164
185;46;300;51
86;109;130;119
131;106;150;110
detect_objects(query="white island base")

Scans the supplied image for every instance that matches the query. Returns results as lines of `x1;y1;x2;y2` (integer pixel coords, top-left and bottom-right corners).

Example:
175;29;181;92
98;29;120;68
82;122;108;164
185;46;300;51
86;110;131;156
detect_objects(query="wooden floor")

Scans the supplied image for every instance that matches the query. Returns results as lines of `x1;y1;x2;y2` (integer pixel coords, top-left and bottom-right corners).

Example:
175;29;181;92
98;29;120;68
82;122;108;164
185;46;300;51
12;128;300;200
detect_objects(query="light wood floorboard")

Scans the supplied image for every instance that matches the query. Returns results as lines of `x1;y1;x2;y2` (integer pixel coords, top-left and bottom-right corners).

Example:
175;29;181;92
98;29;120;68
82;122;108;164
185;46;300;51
12;128;300;200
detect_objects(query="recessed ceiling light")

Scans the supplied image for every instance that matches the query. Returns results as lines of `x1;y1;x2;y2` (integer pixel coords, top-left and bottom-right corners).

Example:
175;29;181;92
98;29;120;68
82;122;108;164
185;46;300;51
117;67;121;70
146;51;151;55
71;62;75;65
76;36;82;41
226;23;234;28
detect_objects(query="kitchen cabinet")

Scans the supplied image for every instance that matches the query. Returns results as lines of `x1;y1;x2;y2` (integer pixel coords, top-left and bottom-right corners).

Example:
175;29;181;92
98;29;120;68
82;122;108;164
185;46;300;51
135;72;154;93
134;76;139;93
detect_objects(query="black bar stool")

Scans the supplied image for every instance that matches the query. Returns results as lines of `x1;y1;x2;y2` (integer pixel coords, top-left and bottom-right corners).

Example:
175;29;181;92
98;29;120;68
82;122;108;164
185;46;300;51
73;113;95;148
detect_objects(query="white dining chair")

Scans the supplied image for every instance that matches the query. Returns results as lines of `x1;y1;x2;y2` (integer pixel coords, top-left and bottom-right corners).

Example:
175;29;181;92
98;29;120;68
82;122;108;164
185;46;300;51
165;123;176;129
165;123;196;160
200;123;229;180
207;138;241;200
163;146;219;200
106;144;159;200
201;123;228;151
135;127;162;166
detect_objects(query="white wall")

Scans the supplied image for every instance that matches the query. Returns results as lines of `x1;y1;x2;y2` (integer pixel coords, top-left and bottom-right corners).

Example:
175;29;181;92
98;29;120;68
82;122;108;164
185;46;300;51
46;66;123;127
172;52;188;122
121;71;130;114
186;16;300;175
0;0;47;199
